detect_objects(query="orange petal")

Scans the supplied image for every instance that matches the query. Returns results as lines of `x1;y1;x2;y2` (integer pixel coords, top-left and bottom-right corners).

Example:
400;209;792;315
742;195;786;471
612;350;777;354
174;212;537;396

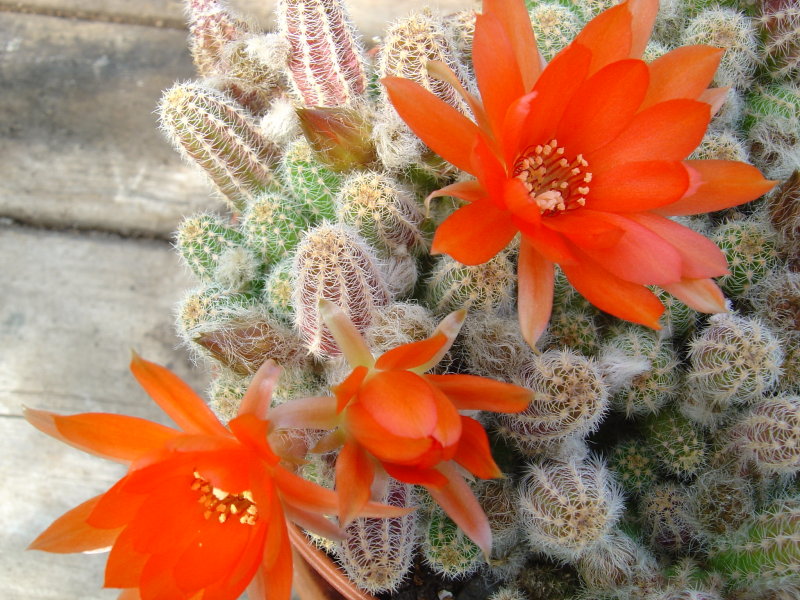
557;59;649;154
268;395;339;430
661;278;727;313
588;99;711;174
261;518;293;600
118;590;141;600
375;333;446;372
425;462;492;557
641;46;723;109
104;527;149;588
410;309;467;374
626;212;729;279
319;300;374;368
273;467;340;515
700;87;729;117
336;440;375;526
517;238;555;346
425;373;531;412
382;76;481;173
427;60;492;133
513;220;576;264
130;354;229;437
28;494;121;553
561;255;665;328
284;505;343;542
24;408;178;463
627;0;659;58
543;211;623;249
237;359;281;420
358;371;437;438
588;160;689;212
517;43;592;151
334;366;368;413
453;417;502;480
431;201;517;265
483;0;541;90
654;160;776;216
345;402;433;465
429;383;463;453
501;90;540;167
473;12;526;138
571;3;632;75
382;463;448;487
427;179;486;207
559;212;684;285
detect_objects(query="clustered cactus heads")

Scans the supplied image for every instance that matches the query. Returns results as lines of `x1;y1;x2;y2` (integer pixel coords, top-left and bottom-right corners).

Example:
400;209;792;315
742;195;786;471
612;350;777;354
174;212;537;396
151;0;800;598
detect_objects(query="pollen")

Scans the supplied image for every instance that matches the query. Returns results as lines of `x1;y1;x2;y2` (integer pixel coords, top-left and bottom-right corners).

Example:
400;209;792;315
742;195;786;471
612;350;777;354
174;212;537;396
513;138;592;215
192;472;258;526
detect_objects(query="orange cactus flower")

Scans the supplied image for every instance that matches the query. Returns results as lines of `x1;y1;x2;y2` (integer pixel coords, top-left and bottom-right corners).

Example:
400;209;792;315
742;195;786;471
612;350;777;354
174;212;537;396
383;0;775;346
26;355;405;600
269;300;532;555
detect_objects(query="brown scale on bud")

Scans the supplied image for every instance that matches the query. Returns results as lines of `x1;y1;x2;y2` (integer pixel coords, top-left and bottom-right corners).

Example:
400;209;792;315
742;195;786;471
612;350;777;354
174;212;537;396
277;0;368;108
293;224;390;357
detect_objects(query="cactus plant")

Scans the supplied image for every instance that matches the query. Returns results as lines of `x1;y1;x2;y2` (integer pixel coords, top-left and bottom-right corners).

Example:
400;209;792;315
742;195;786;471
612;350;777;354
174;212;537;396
518;457;624;562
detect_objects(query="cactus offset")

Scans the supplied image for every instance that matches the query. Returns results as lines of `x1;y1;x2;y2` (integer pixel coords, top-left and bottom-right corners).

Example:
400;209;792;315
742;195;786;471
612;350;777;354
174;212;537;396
293;224;390;357
518;457;623;562
159;82;279;212
496;350;608;453
277;0;367;107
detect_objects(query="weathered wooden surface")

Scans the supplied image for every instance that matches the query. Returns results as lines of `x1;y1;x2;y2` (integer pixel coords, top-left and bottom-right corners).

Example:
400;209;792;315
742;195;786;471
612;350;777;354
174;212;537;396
2;0;473;36
0;13;217;238
0;0;477;597
0;224;207;600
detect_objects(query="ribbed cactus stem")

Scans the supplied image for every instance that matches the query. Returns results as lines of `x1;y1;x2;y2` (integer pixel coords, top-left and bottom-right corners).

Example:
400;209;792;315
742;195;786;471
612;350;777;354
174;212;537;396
496;350;608;453
712;218;780;298
729;394;800;476
293;224;390;357
281;137;341;223
527;3;582;60
158;82;279;212
645;408;707;479
600;327;681;417
277;0;367;107
687;313;784;408
334;171;424;257
334;480;418;593
709;498;800;590
240;192;311;266
518;457;623;562
422;505;482;578
175;213;247;282
377;9;472;115
425;251;516;316
185;0;250;78
767;171;800;270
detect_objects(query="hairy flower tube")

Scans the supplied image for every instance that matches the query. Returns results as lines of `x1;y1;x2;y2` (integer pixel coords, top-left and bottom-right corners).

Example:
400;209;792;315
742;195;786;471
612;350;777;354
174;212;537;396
383;0;775;346
25;355;406;600
269;300;532;555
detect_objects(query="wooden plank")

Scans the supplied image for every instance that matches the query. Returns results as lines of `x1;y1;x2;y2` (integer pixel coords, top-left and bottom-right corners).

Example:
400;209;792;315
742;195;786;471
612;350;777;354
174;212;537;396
0;416;123;600
2;1;474;36
0;13;217;238
0;224;208;418
0;224;210;598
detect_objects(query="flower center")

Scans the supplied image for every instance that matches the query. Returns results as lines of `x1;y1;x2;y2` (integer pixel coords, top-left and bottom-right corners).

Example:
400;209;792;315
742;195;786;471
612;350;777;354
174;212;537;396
192;472;258;526
513;138;592;215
